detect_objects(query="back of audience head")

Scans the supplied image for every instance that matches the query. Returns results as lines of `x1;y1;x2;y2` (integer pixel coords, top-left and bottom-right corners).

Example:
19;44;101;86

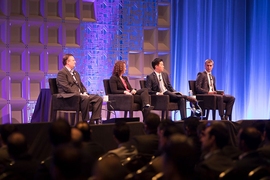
49;118;71;147
144;112;160;134
162;134;196;180
113;121;130;143
158;119;184;149
0;123;18;146
76;121;92;142
52;144;82;180
201;122;229;151
238;127;261;151
7;132;28;159
184;117;200;136
252;120;265;140
93;153;128;180
71;127;83;148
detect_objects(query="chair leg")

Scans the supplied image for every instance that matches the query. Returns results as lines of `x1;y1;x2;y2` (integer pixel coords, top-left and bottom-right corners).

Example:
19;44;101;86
124;111;128;118
129;111;133;118
206;110;210;120
212;110;216;120
107;110;111;120
161;111;165;120
165;110;169;120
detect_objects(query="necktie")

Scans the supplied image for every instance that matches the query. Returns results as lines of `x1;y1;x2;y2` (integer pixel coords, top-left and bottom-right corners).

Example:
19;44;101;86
209;74;214;91
71;71;81;92
158;74;166;93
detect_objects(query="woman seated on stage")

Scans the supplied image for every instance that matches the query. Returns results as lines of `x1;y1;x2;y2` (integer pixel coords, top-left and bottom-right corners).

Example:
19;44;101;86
109;60;154;115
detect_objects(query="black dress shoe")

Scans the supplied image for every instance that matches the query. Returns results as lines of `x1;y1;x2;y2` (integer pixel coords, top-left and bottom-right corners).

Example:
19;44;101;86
143;105;154;111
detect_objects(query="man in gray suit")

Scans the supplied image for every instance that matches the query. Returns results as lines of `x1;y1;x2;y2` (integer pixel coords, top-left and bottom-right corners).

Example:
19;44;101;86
195;59;235;120
56;54;103;124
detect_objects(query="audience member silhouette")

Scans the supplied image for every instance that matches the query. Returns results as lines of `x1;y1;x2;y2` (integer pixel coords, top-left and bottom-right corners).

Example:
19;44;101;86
195;122;233;180
91;153;128;180
162;134;196;180
0;124;18;169
51;144;82;180
3;132;39;180
231;127;270;179
130;112;160;156
75;122;105;178
35;119;71;180
258;121;270;159
183;117;201;164
71;127;83;148
105;121;138;162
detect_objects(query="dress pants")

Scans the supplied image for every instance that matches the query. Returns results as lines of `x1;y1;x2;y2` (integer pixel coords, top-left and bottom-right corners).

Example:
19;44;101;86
80;94;103;121
164;91;187;119
133;88;150;108
215;94;235;117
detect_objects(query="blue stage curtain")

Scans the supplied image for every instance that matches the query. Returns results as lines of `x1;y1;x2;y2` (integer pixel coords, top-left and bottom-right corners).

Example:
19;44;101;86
171;0;270;120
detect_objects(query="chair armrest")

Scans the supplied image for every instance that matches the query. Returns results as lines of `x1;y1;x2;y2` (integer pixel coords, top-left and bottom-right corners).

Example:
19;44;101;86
150;95;170;110
108;94;134;111
51;94;81;111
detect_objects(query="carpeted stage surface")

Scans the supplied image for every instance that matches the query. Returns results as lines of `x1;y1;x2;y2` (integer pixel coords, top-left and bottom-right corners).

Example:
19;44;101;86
0;119;269;161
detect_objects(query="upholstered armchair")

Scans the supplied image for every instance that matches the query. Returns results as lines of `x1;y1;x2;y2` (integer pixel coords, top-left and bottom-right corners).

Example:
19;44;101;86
188;80;231;120
48;78;82;124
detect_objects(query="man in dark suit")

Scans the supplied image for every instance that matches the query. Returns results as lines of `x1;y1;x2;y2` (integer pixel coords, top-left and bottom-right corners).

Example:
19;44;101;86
195;122;233;180
146;58;196;120
130;112;160;156
56;54;103;123
231;127;270;179
196;59;235;120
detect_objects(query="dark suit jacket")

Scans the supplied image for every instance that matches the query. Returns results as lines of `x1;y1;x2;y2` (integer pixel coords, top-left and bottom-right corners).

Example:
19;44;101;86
195;71;217;94
130;134;159;156
146;72;175;94
195;151;234;180
232;151;270;179
109;75;133;94
56;67;87;98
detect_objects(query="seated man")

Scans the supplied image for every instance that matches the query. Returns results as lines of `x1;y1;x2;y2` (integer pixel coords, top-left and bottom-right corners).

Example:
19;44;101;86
146;58;196;119
56;54;103;124
195;122;234;180
104;121;138;163
195;59;235;120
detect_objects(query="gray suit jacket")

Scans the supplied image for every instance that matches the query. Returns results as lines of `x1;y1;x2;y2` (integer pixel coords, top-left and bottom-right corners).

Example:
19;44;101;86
195;71;217;94
56;67;87;98
146;72;175;94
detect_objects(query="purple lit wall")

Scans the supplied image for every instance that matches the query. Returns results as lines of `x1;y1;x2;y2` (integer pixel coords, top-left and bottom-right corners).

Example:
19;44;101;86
0;0;171;123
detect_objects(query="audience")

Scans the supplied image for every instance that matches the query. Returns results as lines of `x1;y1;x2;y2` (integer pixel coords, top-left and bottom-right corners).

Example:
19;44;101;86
51;144;82;180
91;154;128;180
4;132;39;180
71;127;83;148
104;121;138;162
0;124;18;168
183;117;201;163
35;118;71;180
2;116;270;180
163;134;196;180
258;121;270;159
195;121;233;180
75;121;105;178
231;127;270;179
130;112;160;156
